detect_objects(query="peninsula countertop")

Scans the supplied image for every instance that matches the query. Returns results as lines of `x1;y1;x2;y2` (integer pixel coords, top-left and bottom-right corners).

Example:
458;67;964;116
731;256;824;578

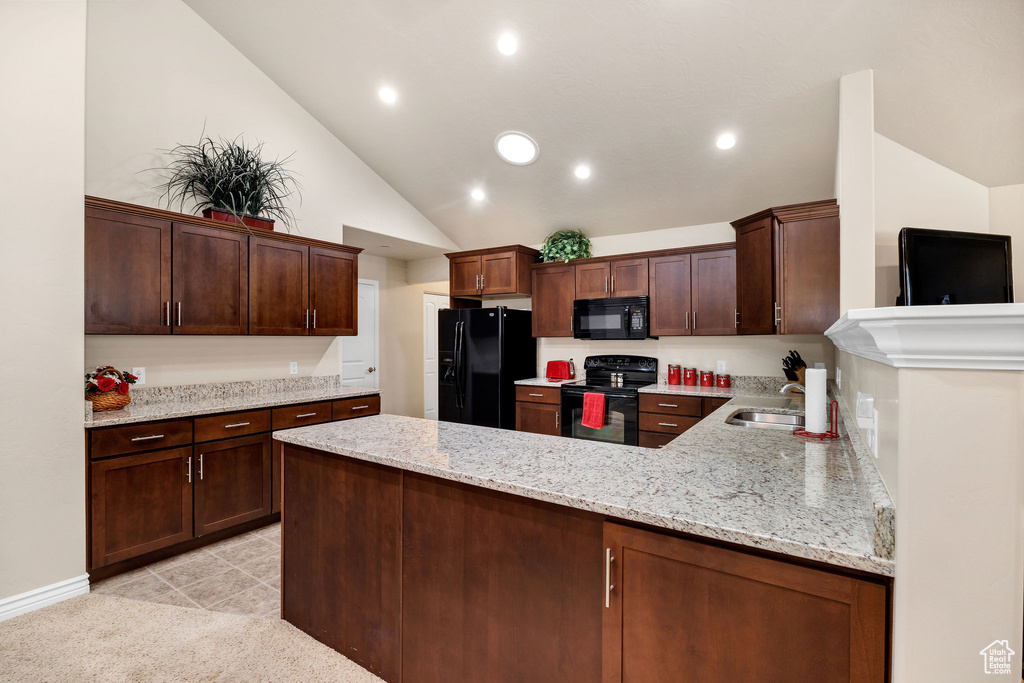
85;377;381;428
274;392;895;577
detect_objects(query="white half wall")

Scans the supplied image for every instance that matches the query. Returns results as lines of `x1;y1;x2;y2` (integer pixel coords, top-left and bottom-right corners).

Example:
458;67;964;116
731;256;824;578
0;0;87;602
874;134;990;307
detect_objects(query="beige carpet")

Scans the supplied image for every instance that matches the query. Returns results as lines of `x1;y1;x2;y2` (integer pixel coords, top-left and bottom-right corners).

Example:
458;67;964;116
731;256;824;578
0;594;384;682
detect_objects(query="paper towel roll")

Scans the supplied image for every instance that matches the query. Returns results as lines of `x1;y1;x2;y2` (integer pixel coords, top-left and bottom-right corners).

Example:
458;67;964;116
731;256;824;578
804;368;828;434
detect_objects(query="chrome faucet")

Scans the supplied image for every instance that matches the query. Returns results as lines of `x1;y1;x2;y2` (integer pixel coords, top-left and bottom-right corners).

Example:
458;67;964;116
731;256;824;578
779;382;805;394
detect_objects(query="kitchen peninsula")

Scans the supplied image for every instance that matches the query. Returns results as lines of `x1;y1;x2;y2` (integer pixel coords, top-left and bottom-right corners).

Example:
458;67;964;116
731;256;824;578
275;394;893;682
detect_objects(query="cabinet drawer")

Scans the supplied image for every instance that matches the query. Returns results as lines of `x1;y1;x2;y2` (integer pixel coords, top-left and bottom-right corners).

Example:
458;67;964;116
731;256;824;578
639;413;700;435
515;385;562;404
272;402;333;429
639;394;702;417
194;409;271;443
333;395;381;420
639;431;677;449
90;419;193;459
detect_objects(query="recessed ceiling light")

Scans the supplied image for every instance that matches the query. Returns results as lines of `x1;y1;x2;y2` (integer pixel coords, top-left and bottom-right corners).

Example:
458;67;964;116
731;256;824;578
470;188;486;201
497;33;518;56
494;131;539;165
716;133;736;150
378;86;397;104
574;164;591;180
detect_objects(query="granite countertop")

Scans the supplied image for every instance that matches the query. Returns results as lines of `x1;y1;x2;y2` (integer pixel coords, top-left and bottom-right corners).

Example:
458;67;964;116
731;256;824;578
274;388;895;577
85;376;381;428
514;377;581;387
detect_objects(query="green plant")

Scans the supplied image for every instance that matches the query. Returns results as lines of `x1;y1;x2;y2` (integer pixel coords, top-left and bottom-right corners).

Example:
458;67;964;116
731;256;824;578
159;133;300;230
540;229;592;263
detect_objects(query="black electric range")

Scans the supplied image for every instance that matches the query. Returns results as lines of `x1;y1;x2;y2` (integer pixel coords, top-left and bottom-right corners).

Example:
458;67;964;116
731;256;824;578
560;355;658;446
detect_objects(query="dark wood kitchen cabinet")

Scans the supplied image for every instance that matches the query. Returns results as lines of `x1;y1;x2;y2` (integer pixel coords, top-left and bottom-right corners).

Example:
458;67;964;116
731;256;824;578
602;522;886;683
193;433;272;536
733;199;839;335
89;446;193;568
649;248;736;336
310;247;357;336
445;245;540;301
515;385;563;436
249;236;309;335
172;223;248;335
85;206;172;334
575;258;648;299
574;260;610;299
531;264;576;337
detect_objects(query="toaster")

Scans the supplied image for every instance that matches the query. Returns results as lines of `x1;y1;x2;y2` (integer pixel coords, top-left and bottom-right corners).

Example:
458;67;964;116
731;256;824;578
546;359;575;381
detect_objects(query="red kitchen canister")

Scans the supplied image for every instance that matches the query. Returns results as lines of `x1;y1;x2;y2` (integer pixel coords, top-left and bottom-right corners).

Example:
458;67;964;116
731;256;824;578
700;370;715;387
682;367;697;386
668;365;681;385
716;374;731;388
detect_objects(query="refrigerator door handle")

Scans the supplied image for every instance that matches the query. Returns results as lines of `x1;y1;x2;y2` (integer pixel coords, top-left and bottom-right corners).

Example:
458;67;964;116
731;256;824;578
454;321;465;409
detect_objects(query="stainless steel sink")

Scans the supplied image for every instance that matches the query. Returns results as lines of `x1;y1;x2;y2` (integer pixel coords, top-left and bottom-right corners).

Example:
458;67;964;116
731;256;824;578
726;411;805;431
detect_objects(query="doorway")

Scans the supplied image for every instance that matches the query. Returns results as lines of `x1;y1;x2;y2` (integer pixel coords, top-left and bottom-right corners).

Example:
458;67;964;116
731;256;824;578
423;293;448;419
343;279;379;388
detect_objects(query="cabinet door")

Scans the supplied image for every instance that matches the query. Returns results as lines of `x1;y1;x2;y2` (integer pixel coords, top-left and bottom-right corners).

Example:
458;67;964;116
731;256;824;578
691;248;737;336
89;447;193;569
449;255;481;296
194;434;272;536
481;251;517;295
171;223;248;335
575;261;610;299
249;236;309;335
85;207;171;334
515;401;561;436
402;473;603;683
735;217;775;335
603;522;886;683
282;444;402;682
778;216;840;334
649;254;691;336
532;265;576;337
609;258;648;297
310;247;357;336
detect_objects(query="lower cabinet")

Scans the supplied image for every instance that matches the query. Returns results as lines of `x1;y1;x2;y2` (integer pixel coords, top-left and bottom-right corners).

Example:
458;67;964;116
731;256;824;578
194;433;272;536
515;385;563;436
638;394;702;447
603;522;886;682
89;447;193;568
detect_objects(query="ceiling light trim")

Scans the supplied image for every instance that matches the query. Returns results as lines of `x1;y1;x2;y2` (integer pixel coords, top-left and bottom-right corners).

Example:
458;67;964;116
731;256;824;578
494;131;540;166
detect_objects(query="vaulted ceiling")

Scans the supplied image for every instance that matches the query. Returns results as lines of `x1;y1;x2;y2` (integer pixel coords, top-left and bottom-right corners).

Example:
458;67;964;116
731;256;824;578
184;0;1024;250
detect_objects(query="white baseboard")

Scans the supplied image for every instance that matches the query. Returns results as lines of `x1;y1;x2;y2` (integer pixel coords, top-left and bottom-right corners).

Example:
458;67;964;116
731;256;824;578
0;574;90;622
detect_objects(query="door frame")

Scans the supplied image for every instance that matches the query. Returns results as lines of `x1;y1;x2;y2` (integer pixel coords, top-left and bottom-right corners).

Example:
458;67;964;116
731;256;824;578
343;278;380;389
422;292;449;419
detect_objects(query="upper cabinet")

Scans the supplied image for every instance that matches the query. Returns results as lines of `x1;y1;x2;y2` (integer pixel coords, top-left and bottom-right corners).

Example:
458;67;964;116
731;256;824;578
85;206;172;334
649;248;736;336
445;245;540;299
574;258;649;300
732;199;839;335
85;197;361;337
531;264;576;337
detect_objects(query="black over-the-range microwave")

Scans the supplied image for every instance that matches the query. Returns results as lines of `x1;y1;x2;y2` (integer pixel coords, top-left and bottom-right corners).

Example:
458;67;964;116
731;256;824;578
572;296;651;340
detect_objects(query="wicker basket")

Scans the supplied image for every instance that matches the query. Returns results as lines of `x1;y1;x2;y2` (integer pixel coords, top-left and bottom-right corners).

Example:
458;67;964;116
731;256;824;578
86;367;132;412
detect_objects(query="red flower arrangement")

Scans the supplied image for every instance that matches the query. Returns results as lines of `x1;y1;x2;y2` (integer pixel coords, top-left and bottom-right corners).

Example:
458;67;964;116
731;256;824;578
84;366;138;398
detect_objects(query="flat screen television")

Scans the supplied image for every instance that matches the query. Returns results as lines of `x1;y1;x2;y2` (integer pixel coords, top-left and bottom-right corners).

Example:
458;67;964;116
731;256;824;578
897;227;1013;305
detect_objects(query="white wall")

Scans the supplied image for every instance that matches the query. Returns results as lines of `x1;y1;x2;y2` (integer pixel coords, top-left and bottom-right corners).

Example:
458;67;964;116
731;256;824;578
84;0;455;388
874;134;990;307
0;1;87;601
990;183;1024;295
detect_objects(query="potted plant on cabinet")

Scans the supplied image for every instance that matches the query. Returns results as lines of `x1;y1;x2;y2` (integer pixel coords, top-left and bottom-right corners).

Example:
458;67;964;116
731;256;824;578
159;133;300;232
540;228;592;263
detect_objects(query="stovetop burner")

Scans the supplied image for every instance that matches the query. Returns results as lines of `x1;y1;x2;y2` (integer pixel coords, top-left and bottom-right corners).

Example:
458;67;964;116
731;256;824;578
562;355;659;393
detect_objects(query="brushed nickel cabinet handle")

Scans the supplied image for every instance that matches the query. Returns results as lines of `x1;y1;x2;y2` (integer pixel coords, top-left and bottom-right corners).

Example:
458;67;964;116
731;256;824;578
605;548;615;608
658;422;678;427
351;405;369;410
685;310;689;330
529;393;544;397
605;276;608;293
692;310;696;330
313;309;316;329
480;275;484;291
295;412;317;418
187;456;192;484
555;411;559;429
658;403;678;408
131;434;164;442
177;302;182;326
774;302;782;326
305;309;310;329
611;274;615;292
735;309;739;328
198;454;203;480
223;422;250;429
165;302;171;326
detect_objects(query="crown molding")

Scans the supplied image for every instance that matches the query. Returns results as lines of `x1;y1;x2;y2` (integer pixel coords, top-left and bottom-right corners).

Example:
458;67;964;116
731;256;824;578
826;304;1024;370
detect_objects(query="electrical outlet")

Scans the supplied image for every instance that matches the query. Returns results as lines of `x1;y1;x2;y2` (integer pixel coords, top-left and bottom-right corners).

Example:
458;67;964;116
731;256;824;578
132;367;146;385
289;362;298;375
716;360;726;374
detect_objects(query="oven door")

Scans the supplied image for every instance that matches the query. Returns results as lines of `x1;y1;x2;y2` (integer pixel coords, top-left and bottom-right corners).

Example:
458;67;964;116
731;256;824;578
560;388;639;446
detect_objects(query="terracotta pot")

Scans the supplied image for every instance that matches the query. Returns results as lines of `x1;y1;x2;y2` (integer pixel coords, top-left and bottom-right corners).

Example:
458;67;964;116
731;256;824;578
202;208;275;231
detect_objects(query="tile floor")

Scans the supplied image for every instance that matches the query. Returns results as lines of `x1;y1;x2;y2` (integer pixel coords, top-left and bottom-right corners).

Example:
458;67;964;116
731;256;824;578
92;522;281;619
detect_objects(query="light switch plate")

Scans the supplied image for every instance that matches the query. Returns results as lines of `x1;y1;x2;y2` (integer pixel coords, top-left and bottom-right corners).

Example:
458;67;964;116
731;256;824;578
716;360;726;374
289;362;298;375
132;367;146;385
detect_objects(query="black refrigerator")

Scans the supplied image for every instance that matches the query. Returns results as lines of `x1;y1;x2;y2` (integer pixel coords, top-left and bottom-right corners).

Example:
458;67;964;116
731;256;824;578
438;307;536;429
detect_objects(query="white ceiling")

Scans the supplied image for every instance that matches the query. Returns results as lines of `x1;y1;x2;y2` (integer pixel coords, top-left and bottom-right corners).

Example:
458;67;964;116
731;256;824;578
184;0;1024;251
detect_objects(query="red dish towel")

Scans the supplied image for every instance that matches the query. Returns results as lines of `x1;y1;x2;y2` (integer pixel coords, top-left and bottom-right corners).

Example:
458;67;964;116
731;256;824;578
581;392;606;430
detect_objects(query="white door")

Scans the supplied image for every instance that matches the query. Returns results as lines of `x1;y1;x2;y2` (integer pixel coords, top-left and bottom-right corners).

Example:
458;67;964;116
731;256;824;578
423;293;448;419
343;279;379;388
